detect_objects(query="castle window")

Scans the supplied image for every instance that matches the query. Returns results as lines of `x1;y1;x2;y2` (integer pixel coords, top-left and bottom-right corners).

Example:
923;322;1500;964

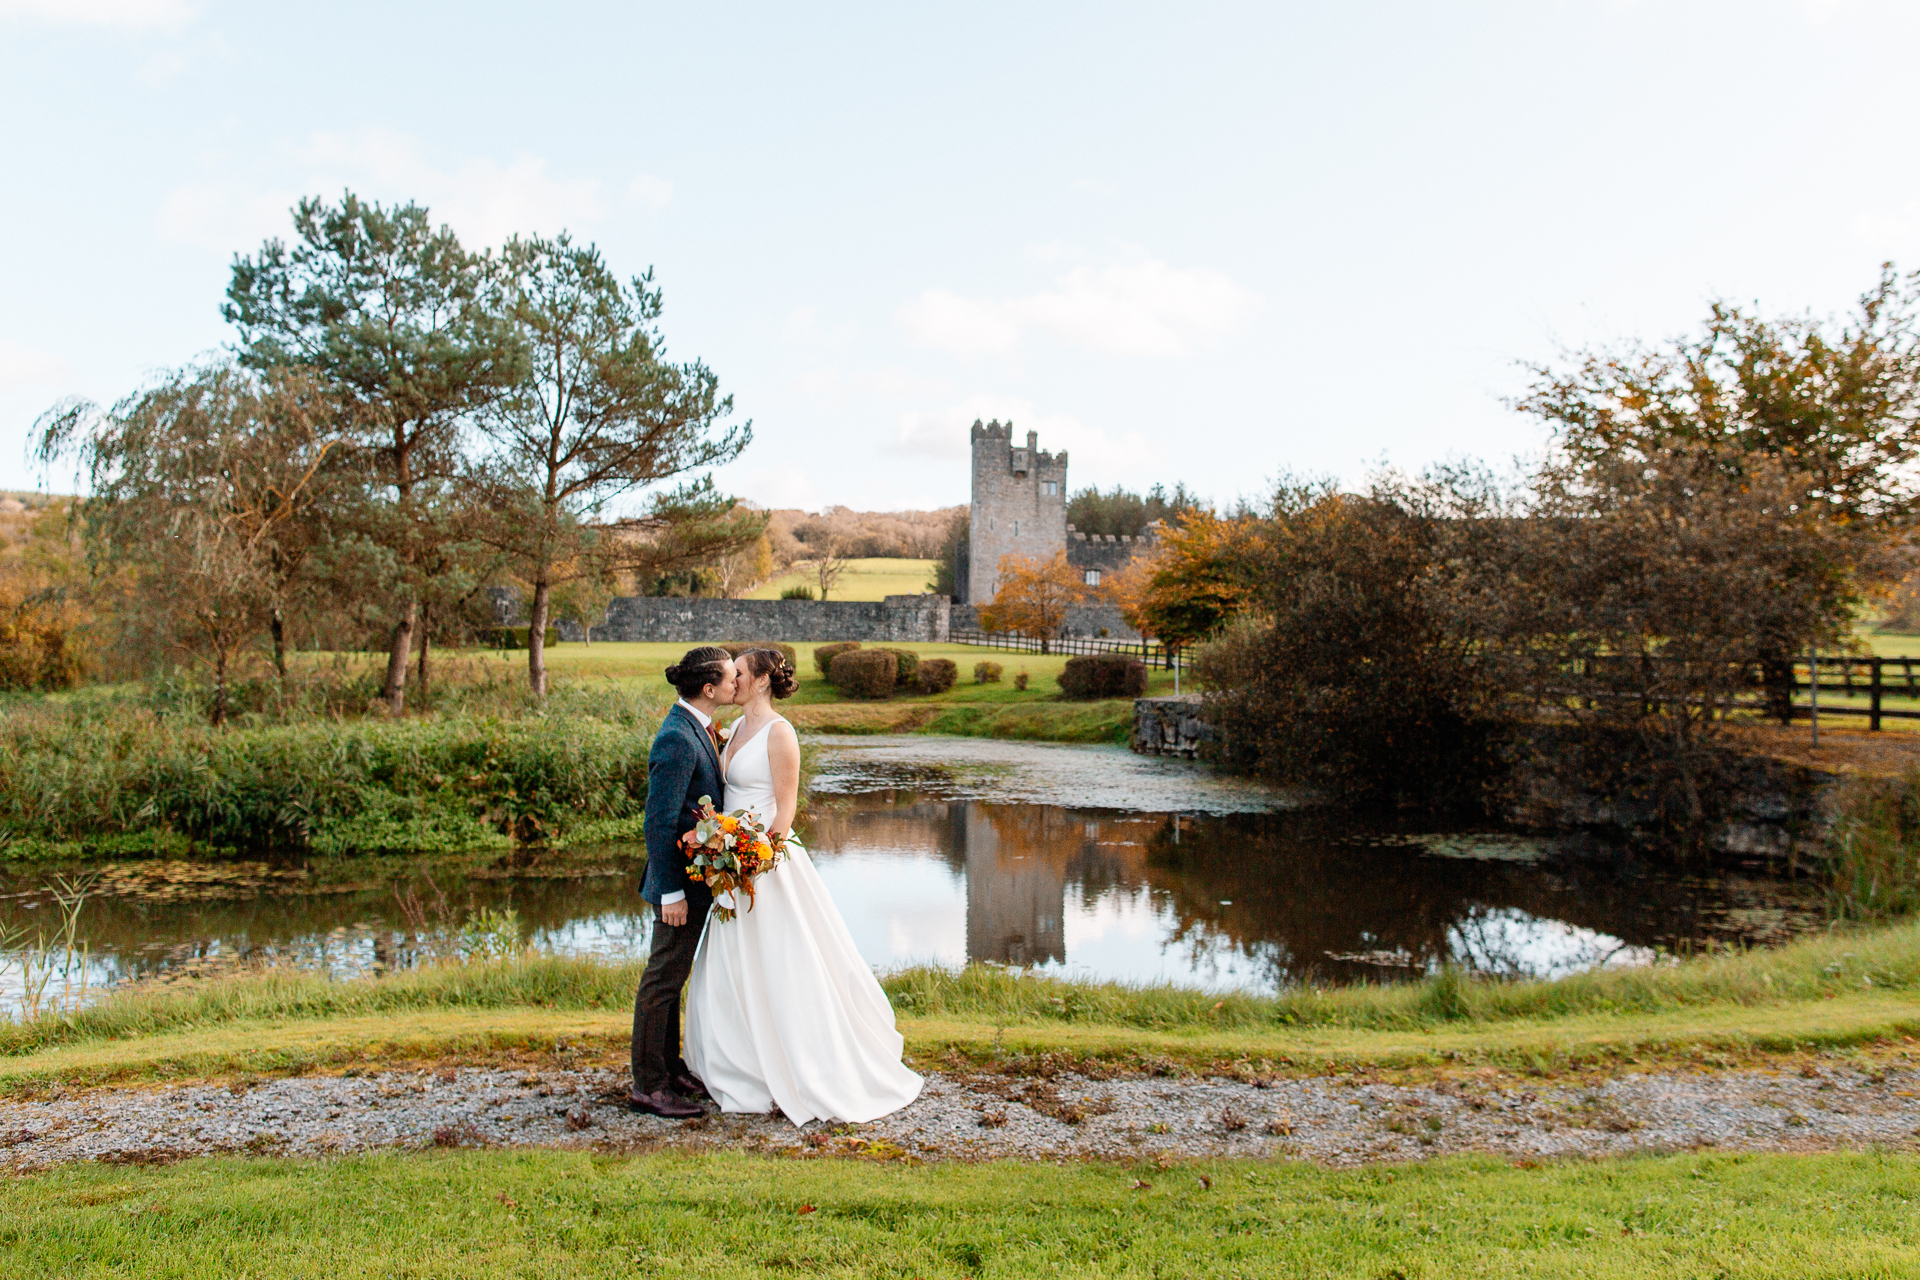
1043;481;1057;495
1012;520;1020;537
1084;569;1101;587
989;518;996;532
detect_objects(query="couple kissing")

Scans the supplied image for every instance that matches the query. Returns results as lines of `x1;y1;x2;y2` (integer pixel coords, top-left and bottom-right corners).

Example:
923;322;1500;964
628;645;923;1125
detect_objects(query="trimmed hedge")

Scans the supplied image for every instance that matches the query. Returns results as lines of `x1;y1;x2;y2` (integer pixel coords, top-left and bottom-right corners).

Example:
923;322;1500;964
720;642;798;669
486;627;561;650
813;641;861;678
829;649;897;699
973;661;1003;684
1058;654;1149;699
917;658;958;694
873;647;920;688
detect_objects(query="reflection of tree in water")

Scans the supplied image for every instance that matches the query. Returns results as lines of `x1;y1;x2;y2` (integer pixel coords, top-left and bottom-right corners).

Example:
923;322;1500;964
0;799;1826;994
0;853;656;987
1141;812;1823;986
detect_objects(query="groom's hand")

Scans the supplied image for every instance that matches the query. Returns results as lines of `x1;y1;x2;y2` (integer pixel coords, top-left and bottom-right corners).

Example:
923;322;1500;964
660;900;688;927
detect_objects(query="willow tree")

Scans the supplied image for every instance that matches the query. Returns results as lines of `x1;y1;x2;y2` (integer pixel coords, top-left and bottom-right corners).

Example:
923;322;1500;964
225;193;523;712
35;364;344;724
472;234;753;696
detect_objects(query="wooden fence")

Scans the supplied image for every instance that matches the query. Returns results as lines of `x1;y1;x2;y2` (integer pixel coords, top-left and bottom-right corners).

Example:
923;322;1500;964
1786;655;1920;731
948;629;1176;667
945;636;1920;731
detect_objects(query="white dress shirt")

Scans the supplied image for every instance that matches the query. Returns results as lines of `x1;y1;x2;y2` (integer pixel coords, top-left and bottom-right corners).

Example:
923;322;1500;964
659;699;715;906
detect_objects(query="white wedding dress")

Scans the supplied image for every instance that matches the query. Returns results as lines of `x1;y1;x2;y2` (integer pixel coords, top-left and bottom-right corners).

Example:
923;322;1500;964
683;716;923;1125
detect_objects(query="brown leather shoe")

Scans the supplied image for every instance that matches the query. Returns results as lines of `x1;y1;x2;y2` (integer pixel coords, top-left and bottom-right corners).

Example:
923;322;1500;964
670;1070;711;1101
628;1088;704;1119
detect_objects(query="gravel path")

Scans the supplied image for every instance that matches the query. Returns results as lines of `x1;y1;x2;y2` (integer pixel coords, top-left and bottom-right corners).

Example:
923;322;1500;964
6;1061;1919;1172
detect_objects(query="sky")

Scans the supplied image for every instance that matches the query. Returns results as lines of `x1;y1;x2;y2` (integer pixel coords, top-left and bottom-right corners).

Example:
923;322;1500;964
5;1;1920;515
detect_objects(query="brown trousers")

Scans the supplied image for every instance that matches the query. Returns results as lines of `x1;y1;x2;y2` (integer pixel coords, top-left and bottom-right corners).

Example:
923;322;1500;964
630;898;710;1094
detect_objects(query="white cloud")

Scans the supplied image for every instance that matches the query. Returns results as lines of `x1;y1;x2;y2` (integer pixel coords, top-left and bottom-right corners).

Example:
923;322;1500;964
0;339;73;391
296;130;604;245
157;180;295;252
897;249;1259;359
0;0;194;27
781;306;857;350
626;174;674;211
885;395;1164;482
791;365;950;404
157;130;607;253
732;465;824;510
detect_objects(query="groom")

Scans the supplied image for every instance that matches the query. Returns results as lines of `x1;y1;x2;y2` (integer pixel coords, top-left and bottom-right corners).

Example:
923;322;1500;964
629;645;737;1119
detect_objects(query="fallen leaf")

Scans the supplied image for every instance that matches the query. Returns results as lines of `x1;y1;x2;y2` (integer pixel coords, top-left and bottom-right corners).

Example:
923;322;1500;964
1197;1175;1212;1190
798;1204;816;1216
1130;1179;1152;1190
494;1192;518;1208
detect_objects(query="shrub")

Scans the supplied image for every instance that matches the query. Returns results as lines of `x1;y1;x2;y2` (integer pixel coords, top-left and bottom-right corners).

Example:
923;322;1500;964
1014;670;1029;691
1058;654;1149;699
813;641;861;678
719;642;798;669
973;661;1003;684
486;626;560;651
0;694;663;856
917;658;958;694
1828;766;1920;920
828;649;896;699
780;585;815;600
872;647;920;688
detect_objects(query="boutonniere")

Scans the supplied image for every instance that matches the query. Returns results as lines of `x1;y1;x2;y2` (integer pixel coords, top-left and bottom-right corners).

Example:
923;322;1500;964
716;720;736;743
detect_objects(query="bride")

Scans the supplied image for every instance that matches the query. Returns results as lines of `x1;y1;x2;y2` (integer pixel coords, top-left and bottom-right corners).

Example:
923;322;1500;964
683;648;923;1125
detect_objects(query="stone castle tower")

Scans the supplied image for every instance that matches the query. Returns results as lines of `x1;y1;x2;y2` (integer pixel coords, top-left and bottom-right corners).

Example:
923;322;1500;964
965;419;1068;605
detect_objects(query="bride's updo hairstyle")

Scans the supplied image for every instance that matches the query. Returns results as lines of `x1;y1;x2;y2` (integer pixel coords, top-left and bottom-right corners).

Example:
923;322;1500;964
738;648;797;699
664;646;732;699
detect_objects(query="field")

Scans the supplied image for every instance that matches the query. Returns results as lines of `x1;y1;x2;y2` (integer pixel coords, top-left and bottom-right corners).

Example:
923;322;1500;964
9;926;1920;1275
6;1147;1917;1278
744;558;940;601
480;640;1170;741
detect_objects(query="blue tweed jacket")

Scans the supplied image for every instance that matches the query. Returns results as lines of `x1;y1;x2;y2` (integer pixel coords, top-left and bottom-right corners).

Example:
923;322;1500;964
640;704;724;908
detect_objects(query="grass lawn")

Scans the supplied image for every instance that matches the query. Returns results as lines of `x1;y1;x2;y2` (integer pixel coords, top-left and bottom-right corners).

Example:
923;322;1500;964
10;920;1920;1093
480;641;1170;743
9;928;1920;1275
6;1147;1918;1278
744;558;939;601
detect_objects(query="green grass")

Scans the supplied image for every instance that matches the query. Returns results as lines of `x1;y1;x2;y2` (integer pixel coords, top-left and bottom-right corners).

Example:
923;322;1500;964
4;1148;1918;1278
745;557;940;601
0;684;665;860
460;641;1172;743
9;921;1920;1092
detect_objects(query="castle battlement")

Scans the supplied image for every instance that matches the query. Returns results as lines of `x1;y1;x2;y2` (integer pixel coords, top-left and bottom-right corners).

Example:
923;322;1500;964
960;419;1155;607
964;419;1067;605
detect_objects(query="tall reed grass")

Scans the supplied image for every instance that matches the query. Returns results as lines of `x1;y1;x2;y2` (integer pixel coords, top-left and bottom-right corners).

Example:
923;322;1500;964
5;917;1915;1060
1827;766;1920;920
0;674;666;858
880;918;1920;1033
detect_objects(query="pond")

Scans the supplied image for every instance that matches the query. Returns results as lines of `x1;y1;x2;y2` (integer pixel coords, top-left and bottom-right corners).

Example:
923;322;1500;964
0;736;1825;1012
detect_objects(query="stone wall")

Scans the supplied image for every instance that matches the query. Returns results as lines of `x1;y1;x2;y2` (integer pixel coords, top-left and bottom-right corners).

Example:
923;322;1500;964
1131;694;1212;758
950;603;1143;641
549;593;952;644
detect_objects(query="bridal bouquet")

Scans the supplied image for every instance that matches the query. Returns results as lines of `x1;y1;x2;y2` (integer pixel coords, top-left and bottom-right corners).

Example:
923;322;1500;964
680;795;786;922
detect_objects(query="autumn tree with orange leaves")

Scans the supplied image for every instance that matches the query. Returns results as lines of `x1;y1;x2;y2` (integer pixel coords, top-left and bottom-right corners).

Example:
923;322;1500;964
979;551;1085;652
1106;511;1254;663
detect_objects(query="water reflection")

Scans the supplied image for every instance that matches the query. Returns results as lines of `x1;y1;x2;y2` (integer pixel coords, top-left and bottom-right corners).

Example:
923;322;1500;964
0;795;1823;1008
802;797;1820;990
